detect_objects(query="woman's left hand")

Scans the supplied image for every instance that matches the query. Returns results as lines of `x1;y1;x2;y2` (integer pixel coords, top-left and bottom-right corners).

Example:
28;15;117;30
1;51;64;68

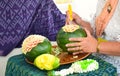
66;28;98;55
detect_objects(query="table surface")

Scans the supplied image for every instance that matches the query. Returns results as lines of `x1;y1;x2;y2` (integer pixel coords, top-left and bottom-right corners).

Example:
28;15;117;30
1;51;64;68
5;54;117;76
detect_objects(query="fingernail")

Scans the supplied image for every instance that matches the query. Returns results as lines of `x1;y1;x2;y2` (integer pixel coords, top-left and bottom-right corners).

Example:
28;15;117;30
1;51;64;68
69;38;73;41
69;38;71;40
66;44;68;47
67;48;70;50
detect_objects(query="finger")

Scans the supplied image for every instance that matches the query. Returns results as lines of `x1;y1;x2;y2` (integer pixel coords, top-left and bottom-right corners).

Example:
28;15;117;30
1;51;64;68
65;11;71;25
65;12;70;25
67;46;81;52
65;18;69;25
69;38;84;42
84;28;91;37
66;11;69;17
72;51;84;55
66;42;81;47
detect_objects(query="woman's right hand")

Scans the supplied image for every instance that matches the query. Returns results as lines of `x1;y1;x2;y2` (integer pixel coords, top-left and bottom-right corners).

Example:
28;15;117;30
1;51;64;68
66;11;82;25
66;11;93;34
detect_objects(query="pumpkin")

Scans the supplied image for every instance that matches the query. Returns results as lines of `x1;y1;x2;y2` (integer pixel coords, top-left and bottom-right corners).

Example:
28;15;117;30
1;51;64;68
56;25;87;52
22;35;52;62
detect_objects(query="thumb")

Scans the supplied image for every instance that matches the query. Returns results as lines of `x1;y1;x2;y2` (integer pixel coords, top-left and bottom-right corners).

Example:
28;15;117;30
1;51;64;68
84;28;91;37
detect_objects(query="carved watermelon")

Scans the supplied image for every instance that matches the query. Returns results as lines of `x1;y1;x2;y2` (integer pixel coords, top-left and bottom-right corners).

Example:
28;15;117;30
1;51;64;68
56;25;87;52
22;35;52;62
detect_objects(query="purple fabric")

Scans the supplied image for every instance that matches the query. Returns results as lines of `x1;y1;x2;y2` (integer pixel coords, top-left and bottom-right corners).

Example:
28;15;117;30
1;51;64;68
30;0;66;41
0;0;66;56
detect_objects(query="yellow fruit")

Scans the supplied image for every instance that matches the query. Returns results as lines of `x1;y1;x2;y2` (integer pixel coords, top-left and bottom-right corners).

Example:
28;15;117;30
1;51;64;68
34;54;60;70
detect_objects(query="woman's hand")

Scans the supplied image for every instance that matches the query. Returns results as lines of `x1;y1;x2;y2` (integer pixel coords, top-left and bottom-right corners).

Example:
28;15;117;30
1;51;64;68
65;11;93;34
66;28;98;55
66;11;82;25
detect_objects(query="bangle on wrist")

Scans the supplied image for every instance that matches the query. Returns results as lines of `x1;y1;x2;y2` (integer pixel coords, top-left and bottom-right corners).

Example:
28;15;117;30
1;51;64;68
96;38;102;53
96;37;107;53
96;42;100;53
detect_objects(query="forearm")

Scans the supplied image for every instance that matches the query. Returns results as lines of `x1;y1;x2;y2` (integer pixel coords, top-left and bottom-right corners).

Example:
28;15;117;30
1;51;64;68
98;41;120;56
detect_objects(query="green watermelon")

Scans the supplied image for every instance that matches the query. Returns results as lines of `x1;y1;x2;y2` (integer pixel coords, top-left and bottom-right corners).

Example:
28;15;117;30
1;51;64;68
56;25;87;52
22;35;52;62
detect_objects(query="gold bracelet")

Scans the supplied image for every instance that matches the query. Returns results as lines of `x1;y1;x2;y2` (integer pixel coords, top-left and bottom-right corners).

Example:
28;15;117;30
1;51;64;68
96;42;100;53
97;37;107;53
